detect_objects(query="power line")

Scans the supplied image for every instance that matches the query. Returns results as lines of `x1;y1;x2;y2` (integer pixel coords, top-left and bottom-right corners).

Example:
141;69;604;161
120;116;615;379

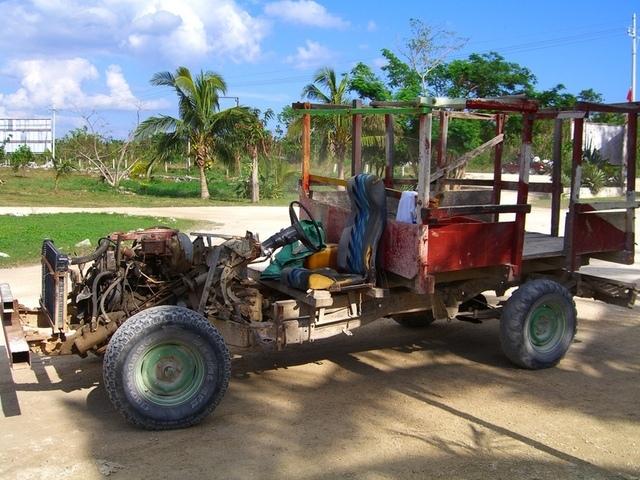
127;24;625;101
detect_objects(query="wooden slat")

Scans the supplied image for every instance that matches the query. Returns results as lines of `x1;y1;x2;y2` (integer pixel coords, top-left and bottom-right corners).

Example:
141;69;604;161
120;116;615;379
309;174;347;187
443;178;553;193
422;203;531;221
392;178;417;186
466;98;538;113
575;200;640;211
576;101;640;113
431;134;504;182
292;102;350;110
309;174;403;198
443;178;494;187
447;111;495;120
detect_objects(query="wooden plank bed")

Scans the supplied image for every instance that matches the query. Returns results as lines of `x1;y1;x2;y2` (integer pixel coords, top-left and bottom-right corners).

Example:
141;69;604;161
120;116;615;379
523;232;564;260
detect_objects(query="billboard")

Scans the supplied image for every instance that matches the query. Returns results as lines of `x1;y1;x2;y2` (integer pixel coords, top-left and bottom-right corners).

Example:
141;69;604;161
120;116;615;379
0;118;53;154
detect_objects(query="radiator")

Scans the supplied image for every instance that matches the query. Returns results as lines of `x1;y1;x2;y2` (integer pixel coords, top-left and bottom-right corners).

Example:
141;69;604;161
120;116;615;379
41;240;69;331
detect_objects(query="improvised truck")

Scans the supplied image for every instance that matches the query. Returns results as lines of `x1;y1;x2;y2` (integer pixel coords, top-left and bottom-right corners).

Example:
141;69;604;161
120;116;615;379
1;96;638;429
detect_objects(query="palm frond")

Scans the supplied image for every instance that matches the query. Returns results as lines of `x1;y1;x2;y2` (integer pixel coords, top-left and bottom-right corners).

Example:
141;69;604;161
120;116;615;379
135;115;179;139
302;84;332;103
150;71;175;87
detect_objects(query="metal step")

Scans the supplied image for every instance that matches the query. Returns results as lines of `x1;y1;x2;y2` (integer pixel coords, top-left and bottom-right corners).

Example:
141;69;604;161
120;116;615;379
0;283;30;365
577;274;638;309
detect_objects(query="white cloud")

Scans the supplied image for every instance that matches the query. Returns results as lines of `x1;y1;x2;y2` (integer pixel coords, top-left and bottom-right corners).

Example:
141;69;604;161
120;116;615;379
0;58;166;113
285;40;335;70
366;20;377;32
264;1;348;29
0;0;268;63
373;57;388;69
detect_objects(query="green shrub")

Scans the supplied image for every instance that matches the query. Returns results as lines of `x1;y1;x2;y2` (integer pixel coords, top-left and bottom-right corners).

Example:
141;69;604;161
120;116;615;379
10;145;34;171
581;162;606;195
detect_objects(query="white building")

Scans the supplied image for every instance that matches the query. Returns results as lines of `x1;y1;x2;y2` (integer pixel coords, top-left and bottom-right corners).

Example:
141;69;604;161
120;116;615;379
0;118;53;154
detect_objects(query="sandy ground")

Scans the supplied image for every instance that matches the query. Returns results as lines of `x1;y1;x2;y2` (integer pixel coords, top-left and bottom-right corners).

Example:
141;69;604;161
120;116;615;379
0;204;639;479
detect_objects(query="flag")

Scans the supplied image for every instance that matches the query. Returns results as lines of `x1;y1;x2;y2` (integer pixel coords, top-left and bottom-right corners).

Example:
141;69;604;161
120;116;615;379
627;87;633;102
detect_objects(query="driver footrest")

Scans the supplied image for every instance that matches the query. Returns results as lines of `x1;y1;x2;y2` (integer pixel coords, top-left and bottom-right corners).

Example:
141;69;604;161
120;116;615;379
282;267;365;291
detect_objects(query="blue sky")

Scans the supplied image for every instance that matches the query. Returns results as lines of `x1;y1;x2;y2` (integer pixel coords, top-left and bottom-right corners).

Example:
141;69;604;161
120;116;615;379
0;0;635;137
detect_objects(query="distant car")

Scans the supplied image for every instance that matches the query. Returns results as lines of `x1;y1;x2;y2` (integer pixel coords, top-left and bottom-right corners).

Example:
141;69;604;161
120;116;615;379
502;161;519;174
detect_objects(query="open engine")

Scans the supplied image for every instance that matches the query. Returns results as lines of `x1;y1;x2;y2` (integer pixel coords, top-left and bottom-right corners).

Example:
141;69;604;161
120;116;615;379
40;227;264;356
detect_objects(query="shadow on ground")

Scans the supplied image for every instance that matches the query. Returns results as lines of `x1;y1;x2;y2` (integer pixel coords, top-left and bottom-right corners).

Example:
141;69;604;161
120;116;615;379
1;298;638;479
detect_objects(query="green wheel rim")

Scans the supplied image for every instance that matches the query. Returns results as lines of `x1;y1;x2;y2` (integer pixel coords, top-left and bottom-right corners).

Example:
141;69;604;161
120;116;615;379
134;342;205;407
526;296;567;353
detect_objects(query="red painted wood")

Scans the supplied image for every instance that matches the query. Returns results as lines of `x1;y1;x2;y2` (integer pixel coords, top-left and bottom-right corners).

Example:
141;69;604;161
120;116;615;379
381;220;420;279
573;210;626;255
427;222;516;273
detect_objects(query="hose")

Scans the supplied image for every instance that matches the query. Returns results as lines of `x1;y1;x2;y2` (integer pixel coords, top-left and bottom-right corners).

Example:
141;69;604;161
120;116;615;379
100;274;124;323
90;271;115;328
70;238;111;265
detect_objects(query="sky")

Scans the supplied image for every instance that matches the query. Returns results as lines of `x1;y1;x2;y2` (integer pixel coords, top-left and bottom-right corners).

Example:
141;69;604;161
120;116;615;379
0;0;636;138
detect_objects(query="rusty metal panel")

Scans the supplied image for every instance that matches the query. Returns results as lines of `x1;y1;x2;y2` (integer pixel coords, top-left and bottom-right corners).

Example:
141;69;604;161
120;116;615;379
381;220;420;279
299;197;349;244
573;211;627;255
427;222;516;273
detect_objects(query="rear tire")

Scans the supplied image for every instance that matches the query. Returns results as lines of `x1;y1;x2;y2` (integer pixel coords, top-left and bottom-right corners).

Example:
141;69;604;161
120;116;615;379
392;310;436;328
103;306;230;430
500;279;576;369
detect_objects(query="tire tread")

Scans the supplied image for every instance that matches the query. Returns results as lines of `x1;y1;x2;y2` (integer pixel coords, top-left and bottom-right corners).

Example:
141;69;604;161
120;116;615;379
500;279;577;369
103;306;230;430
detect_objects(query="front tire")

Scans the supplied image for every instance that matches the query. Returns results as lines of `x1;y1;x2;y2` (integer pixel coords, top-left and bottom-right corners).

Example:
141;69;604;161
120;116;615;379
500;279;576;369
103;306;231;430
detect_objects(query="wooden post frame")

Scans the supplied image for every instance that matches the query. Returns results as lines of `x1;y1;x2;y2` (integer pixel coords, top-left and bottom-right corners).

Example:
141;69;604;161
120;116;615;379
416;113;433;220
384;114;395;187
551;118;563;237
436;110;449;168
511;114;533;277
492;113;505;221
351;100;363;176
625;112;637;260
301;103;311;196
567;117;584;270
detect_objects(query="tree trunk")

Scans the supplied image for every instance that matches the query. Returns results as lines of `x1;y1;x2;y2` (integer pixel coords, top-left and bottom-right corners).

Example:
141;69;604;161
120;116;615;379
54;175;60;192
336;152;346;190
250;147;259;203
145;160;154;179
198;162;210;200
337;155;345;179
234;152;241;176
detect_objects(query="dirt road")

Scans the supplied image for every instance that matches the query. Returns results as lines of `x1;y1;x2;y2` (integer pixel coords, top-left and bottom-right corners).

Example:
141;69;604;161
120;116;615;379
1;205;639;479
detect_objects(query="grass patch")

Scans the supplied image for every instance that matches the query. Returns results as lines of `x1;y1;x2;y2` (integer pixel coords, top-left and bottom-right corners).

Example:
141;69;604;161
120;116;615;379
0;213;212;267
120;178;203;198
0;168;297;207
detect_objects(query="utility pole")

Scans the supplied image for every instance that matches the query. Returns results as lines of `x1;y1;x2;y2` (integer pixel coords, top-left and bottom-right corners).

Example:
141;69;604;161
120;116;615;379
50;107;57;159
629;13;637;101
220;96;240;107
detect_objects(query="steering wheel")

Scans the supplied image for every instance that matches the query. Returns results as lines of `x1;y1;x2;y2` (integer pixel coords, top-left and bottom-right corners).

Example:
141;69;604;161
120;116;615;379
289;201;324;252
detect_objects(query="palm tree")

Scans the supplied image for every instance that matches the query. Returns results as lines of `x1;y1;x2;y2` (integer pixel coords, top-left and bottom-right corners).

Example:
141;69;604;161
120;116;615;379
234;109;274;203
136;67;246;199
302;67;351;179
